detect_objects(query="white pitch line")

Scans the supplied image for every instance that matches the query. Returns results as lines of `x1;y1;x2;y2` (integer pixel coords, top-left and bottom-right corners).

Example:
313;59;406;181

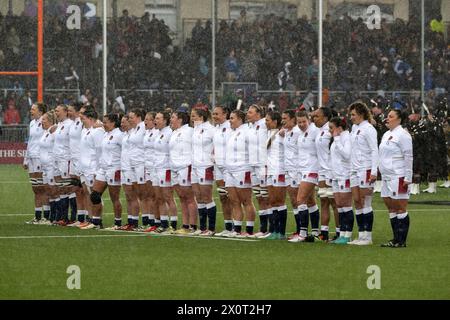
0;232;258;242
97;229;259;242
0;234;148;240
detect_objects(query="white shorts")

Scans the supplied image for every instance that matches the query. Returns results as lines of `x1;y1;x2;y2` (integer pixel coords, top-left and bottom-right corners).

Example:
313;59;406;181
69;159;80;176
121;170;137;185
350;169;374;189
191;166;214;186
171;166;192;187
42;165;55;185
131;164;146;185
96;168;121;186
55;160;71;178
251;166;267;187
299;171;319;185
285;171;300;188
319;172;333;186
381;177;411;200
214;165;226;182
225;170;252;189
332;178;351;193
80;174;95;188
27;158;42;173
152;169;173;188
267;174;287;187
145;167;155;183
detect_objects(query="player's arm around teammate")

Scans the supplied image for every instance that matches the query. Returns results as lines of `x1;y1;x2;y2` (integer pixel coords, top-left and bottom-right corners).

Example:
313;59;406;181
379;109;413;248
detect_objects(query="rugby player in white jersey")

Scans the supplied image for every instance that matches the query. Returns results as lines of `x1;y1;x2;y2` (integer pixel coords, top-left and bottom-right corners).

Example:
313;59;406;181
24;103;46;224
289;110;320;243
36;110;56;225
118;115;140;231
81;113;123;230
191;106;217;236
264;111;288;240
66;103;87;226
142;112;160;232
224;110;257;238
52;105;74;225
77;107;104;228
169;111;198;235
313;107;340;242
379;109;412;248
280;110;302;240
152;111;178;233
246;105;271;237
348;102;379;245
328;117;354;244
212;106;233;237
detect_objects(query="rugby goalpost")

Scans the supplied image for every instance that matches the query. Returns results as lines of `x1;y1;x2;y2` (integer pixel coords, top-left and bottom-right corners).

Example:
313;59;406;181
0;0;44;103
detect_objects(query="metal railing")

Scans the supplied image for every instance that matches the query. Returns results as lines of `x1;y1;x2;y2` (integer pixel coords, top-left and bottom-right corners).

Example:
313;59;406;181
0;125;29;143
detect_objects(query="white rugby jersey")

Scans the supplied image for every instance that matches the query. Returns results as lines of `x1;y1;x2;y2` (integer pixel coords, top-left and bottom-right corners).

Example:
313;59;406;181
169;124;193;170
69;117;83;161
350;120;379;174
284;126;301;171
127;121;146;166
24;117;44;164
330;131;352;180
192;121;215;168
121;130;132;171
315;122;332;176
38;129;55;168
53;118;73;161
213;120;231;167
379;125;413;182
225;124;250;173
79;126;104;175
266;129;285;175
297;123;320;172
248;118;268;167
153;126;173;170
100;128;123;171
143;128;158;170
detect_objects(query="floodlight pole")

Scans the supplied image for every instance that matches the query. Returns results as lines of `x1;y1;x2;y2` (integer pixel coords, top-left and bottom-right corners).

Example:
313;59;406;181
421;0;425;116
318;0;323;108
211;0;216;107
103;0;108;116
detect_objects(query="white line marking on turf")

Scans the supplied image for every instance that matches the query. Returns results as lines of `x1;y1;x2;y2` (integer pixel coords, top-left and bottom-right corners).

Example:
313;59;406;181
0;234;148;240
0;232;258;242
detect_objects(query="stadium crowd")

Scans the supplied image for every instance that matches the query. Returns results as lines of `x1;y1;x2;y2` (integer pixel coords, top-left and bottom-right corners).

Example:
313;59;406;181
0;6;449;124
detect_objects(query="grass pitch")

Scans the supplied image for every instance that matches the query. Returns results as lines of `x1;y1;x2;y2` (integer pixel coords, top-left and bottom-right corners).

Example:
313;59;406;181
0;165;449;300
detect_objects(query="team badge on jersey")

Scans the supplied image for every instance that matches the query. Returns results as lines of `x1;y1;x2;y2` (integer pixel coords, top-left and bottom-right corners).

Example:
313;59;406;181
256;125;260;130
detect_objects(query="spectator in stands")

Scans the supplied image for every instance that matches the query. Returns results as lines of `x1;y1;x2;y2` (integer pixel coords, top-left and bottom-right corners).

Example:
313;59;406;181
64;65;80;89
224;49;240;82
3;101;21;125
